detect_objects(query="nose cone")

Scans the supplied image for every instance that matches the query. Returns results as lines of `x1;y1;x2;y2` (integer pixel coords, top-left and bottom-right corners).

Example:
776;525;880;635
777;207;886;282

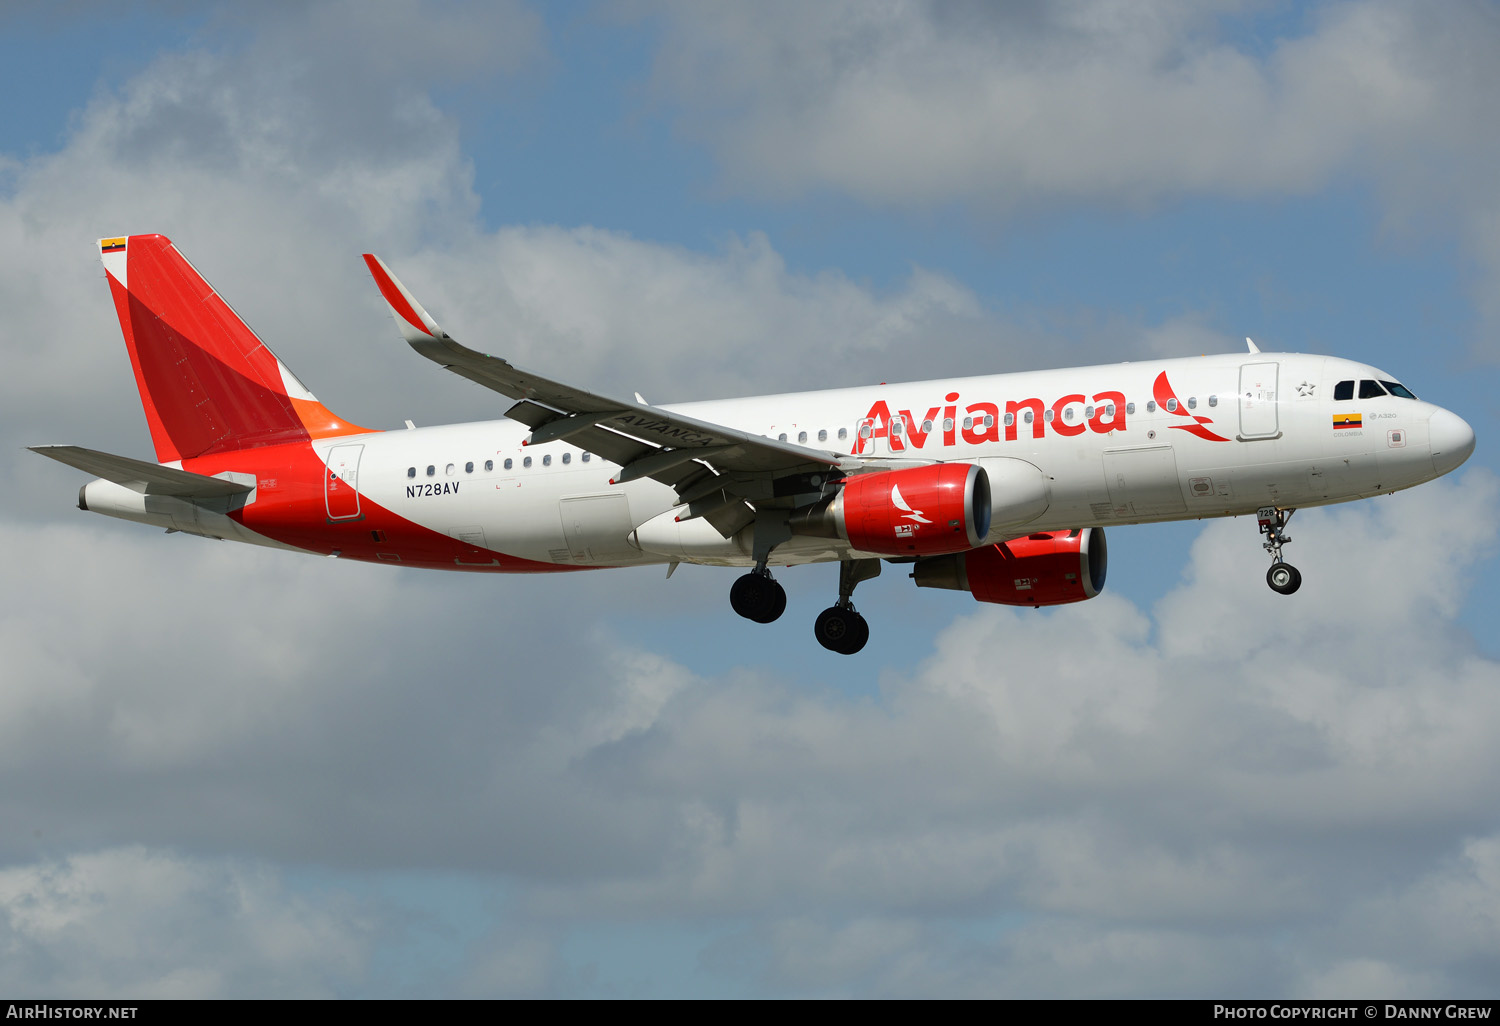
1429;409;1476;477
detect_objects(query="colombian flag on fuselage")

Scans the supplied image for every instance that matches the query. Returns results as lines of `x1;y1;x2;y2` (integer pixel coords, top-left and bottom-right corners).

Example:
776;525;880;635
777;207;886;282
1333;413;1362;430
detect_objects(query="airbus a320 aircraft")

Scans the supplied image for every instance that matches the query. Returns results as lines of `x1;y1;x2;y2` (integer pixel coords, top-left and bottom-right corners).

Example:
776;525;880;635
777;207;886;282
33;235;1476;654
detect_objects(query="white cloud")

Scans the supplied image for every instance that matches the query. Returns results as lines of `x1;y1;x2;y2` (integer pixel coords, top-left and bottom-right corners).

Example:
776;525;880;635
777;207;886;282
3;0;1498;997
0;847;370;997
638;0;1500;353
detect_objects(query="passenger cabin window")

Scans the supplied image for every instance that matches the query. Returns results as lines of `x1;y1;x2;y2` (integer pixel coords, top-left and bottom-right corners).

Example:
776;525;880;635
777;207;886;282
818;429;828;442
503;458;512;470
837;428;847;441
523;456;532;468
407;467;416;479
1166;399;1177;412
983;415;994;428
426;465;435;477
921;419;933;433
778;433;787;442
1023;411;1034;424
485;460;493;471
1359;379;1387;399
1382;381;1418;399
1187;397;1197;410
445;463;455;476
1003;413;1014;427
1126;402;1136;414
562;452;571;465
1146;401;1157;413
963;416;973;430
798;431;807;443
465;461;474;473
1208;395;1217;407
1334;380;1355;400
542;454;552;467
582;453;591;462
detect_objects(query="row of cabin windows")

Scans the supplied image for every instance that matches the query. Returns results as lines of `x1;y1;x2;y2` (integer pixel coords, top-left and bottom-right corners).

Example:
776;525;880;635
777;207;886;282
1333;379;1418;401
402;390;1245;476
406;451;594;478
779;428;851;444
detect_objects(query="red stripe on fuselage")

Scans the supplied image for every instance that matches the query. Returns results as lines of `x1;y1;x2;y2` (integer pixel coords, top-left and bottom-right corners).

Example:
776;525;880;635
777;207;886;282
183;443;580;574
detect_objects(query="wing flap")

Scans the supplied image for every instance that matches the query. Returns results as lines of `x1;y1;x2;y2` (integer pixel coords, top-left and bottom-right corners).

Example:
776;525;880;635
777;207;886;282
29;445;254;498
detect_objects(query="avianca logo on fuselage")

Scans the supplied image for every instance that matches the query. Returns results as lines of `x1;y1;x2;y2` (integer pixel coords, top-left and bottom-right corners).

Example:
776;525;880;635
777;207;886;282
852;372;1229;453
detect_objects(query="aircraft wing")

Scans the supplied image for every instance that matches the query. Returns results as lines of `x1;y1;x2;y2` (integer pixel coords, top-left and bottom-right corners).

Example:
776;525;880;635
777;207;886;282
29;445;254;498
364;255;899;533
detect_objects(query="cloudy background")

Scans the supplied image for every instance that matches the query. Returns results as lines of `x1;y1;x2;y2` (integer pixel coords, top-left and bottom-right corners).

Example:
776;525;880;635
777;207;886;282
3;0;1498;997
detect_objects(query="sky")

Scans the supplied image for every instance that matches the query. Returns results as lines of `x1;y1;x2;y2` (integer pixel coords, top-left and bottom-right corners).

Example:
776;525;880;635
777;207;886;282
2;0;1498;998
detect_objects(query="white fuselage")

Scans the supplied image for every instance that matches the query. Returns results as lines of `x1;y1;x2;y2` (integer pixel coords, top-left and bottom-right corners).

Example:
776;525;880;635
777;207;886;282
297;352;1458;569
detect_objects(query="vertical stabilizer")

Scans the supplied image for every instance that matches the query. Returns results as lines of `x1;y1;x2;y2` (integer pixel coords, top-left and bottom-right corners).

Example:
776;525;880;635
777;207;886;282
99;234;369;463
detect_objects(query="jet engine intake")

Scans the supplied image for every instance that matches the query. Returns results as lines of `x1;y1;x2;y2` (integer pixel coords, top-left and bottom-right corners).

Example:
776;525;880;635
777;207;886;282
912;527;1107;606
789;463;990;556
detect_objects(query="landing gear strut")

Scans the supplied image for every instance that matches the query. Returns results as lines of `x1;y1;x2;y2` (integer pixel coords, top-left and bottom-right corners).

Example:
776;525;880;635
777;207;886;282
1258;506;1301;595
814;559;880;655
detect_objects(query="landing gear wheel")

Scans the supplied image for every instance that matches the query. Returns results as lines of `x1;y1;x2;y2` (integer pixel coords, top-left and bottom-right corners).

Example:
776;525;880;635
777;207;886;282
730;572;787;623
1266;562;1302;595
814;605;869;654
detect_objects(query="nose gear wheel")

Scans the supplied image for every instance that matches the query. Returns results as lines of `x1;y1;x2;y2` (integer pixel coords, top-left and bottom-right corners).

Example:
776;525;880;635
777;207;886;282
1257;507;1301;595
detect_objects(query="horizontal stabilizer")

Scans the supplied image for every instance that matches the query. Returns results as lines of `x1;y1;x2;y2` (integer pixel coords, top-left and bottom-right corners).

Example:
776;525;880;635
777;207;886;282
28;445;254;498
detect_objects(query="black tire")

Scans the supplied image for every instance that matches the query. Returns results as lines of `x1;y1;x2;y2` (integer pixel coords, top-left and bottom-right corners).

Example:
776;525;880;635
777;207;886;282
731;573;787;623
762;578;787;623
814;606;869;654
730;574;762;620
1267;562;1302;595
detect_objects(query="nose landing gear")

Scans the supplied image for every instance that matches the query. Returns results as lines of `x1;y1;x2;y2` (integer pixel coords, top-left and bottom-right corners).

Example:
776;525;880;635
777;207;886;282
813;558;880;655
1258;506;1301;595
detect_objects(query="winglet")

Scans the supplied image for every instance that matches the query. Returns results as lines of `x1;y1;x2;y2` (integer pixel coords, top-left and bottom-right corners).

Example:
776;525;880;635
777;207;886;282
363;254;447;344
1246;337;1260;354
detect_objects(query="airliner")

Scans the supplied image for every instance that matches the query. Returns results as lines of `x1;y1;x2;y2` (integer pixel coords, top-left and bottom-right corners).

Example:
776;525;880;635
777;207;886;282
31;235;1476;654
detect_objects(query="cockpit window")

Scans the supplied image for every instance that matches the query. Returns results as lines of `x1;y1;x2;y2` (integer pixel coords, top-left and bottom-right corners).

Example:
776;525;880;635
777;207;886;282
1381;380;1417;399
1359;379;1388;399
1334;380;1354;401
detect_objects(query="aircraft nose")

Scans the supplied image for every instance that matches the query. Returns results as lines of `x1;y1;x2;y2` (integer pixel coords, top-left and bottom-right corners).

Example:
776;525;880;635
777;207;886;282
1429;408;1475;477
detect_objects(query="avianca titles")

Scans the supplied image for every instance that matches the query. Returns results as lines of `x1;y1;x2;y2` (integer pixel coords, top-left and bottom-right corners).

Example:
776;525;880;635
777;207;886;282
32;234;1477;654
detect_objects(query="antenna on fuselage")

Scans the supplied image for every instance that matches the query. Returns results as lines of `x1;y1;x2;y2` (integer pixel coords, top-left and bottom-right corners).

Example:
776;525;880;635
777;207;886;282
1246;337;1261;354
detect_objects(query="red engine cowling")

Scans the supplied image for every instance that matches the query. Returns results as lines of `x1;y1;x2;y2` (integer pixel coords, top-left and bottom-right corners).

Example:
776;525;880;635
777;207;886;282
788;463;991;556
911;528;1107;606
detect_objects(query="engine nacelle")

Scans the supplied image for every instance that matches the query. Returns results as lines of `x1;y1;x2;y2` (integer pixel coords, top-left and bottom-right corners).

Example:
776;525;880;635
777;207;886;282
789;463;991;557
912;528;1107;606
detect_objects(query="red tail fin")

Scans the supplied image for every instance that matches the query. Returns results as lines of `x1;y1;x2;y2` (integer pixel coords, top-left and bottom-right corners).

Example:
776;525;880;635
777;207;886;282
99;234;369;463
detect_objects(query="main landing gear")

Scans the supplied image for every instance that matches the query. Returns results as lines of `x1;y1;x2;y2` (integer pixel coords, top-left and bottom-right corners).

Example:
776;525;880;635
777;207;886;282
1258;506;1302;595
813;558;880;656
730;566;787;623
729;558;880;655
